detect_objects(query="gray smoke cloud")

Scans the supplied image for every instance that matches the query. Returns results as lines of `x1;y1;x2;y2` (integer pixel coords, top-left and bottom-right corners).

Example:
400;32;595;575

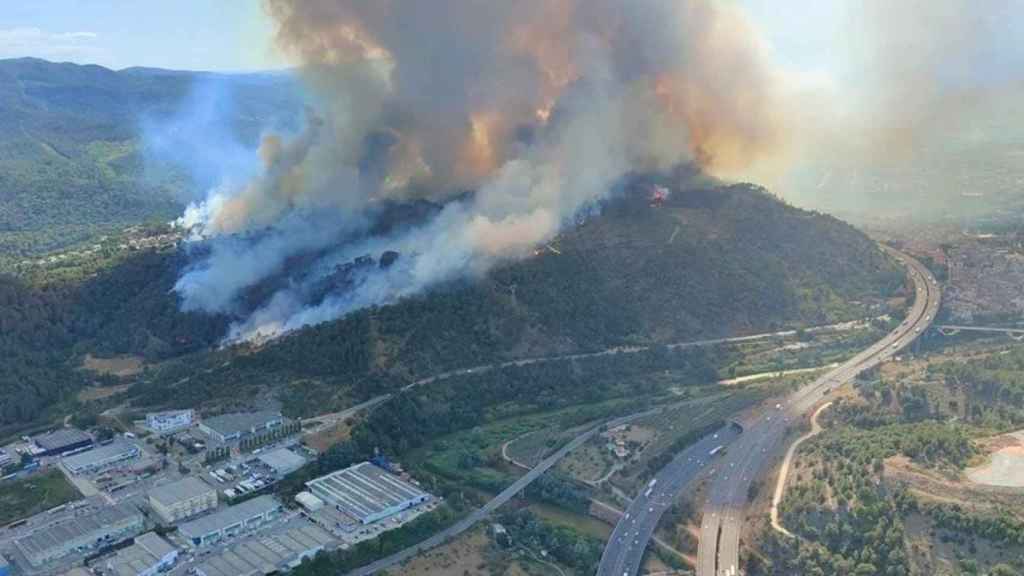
172;0;798;342
170;0;1024;341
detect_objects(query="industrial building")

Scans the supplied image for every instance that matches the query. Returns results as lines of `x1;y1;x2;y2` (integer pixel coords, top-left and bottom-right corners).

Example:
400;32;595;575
295;491;324;512
193;522;333;576
178;495;282;547
145;409;194;433
306;462;431;526
62;440;141;475
105;532;179;576
30;428;92;457
199;411;284;443
257;447;306;476
148;476;218;524
14;503;143;567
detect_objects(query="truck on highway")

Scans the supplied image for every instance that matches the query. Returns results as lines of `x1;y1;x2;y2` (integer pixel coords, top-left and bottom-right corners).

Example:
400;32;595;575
710;445;726;457
643;478;658;497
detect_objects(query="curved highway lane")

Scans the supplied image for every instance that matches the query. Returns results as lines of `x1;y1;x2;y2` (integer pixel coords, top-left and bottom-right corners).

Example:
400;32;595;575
596;424;741;576
696;247;940;576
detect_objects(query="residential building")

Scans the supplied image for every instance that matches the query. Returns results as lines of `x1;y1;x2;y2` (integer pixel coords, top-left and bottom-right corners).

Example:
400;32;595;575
106;532;179;576
145;409;194;433
306;462;430;526
14;503;143;566
148;477;218;524
199;411;284;443
178;495;282;547
62;440;141;475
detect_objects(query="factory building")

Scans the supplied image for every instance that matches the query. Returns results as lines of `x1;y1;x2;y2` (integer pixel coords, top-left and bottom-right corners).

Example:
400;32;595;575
193;522;333;576
199;411;284;443
15;503;143;567
148;477;218;524
30;428;93;457
61;440;141;475
257;447;306;476
106;532;179;576
178;495;282;547
145;409;194;433
306;462;430;526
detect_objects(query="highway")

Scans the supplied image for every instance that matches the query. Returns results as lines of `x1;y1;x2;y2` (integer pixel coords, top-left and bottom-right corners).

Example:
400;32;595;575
343;407;667;576
596;424;741;576
695;247;940;576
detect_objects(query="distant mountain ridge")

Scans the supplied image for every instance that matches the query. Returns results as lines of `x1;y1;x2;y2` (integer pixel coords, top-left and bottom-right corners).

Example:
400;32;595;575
0;57;303;259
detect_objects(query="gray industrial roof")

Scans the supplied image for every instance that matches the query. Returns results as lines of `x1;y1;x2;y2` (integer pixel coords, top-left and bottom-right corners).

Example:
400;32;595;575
202;411;282;436
258;448;306;475
178;495;280;539
307;462;428;522
107;532;176;576
34;428;91;451
195;523;332;576
15;503;141;559
149;476;215;507
62;440;138;471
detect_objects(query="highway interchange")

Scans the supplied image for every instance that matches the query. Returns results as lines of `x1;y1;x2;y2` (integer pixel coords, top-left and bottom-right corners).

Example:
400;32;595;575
696;247;940;576
596;424;740;576
309;245;938;576
594;246;940;576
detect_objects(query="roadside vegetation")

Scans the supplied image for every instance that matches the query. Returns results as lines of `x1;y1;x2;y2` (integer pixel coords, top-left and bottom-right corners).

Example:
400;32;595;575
0;469;81;526
754;336;1024;576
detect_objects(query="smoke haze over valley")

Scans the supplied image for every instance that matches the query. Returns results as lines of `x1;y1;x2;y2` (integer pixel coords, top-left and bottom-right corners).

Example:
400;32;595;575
140;0;1024;342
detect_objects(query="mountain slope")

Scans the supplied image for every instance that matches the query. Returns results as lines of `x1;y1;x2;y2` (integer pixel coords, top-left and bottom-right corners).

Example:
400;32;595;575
0;57;302;258
123;182;903;416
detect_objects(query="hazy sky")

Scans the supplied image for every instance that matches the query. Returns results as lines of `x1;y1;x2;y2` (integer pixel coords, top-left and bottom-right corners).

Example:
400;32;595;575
0;0;285;71
0;1;845;73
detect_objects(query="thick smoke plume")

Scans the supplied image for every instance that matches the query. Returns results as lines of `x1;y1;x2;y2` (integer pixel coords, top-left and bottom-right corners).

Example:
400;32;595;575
173;0;1024;341
175;0;798;341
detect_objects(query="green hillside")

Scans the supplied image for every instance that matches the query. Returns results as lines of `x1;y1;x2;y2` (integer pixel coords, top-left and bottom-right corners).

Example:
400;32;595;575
0;181;899;428
0;57;301;259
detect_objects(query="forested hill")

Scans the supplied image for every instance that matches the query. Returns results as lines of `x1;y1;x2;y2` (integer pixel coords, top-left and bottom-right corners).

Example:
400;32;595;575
0;57;301;258
0;180;901;428
0;175;904;433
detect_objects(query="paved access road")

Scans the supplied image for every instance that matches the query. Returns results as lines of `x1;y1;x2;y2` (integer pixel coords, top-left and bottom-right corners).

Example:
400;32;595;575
696;247;940;576
343;407;667;576
596;424;741;576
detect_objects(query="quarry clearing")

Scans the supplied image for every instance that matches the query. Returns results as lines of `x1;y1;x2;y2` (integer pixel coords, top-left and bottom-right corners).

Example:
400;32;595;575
884;455;1024;518
966;429;1024;488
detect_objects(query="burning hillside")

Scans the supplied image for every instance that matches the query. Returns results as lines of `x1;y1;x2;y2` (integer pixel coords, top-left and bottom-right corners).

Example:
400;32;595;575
166;0;1021;342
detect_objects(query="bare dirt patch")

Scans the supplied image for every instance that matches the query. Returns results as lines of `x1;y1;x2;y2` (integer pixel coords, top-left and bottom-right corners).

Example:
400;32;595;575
394;527;530;576
966;430;1024;488
303;420;353;454
77;382;133;402
884;455;1024;517
82;354;144;377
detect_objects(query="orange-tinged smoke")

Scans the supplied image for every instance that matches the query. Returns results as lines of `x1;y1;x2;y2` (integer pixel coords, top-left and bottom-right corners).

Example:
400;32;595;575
249;0;800;215
190;0;808;241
